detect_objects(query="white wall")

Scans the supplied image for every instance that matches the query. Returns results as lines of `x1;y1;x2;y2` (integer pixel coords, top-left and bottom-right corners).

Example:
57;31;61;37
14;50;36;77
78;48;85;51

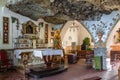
78;24;91;45
0;7;33;49
37;18;52;46
0;7;52;49
107;20;120;48
0;0;7;49
105;20;120;57
61;20;92;48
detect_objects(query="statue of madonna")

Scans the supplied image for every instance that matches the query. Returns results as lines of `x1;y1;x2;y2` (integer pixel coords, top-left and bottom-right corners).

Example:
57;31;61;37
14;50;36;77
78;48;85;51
95;28;106;48
94;28;107;70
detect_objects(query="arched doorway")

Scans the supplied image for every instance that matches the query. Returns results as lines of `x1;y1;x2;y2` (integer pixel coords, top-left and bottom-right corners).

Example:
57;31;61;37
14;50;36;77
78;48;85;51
107;20;120;56
60;20;94;68
106;20;120;69
60;20;93;53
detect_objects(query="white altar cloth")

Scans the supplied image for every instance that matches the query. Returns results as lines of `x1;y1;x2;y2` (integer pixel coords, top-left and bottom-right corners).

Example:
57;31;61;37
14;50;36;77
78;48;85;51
33;49;63;58
14;49;34;59
14;49;63;59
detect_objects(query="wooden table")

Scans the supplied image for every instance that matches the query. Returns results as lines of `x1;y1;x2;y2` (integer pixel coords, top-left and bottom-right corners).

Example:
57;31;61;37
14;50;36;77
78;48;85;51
33;49;64;67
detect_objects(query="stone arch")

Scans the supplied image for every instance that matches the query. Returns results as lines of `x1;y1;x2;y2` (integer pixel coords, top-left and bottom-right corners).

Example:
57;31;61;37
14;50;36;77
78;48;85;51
106;19;120;58
60;20;94;49
106;20;120;49
60;20;93;41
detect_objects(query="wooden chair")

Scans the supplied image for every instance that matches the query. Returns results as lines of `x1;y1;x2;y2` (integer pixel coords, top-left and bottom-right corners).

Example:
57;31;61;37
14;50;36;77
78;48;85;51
0;50;13;71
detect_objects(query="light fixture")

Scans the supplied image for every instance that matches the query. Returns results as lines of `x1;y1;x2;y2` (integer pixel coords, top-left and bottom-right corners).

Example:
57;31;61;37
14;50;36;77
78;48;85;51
50;0;54;2
69;20;79;32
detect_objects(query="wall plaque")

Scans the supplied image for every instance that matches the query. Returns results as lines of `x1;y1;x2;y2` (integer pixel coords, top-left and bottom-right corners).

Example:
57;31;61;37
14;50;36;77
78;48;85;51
3;17;9;44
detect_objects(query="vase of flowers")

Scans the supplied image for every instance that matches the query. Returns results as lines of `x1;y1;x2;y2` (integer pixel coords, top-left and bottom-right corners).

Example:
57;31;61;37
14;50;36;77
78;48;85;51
53;30;62;49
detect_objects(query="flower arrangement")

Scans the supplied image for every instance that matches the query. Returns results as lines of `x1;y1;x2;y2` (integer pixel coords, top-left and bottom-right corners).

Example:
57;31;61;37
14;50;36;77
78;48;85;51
53;30;61;49
82;37;91;50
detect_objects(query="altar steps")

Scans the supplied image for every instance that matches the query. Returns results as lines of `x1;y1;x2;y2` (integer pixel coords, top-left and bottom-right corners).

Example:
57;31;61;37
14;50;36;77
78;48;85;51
27;65;68;79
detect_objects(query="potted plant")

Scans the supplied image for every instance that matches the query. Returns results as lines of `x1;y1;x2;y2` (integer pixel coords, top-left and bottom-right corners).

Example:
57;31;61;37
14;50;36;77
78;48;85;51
81;37;91;50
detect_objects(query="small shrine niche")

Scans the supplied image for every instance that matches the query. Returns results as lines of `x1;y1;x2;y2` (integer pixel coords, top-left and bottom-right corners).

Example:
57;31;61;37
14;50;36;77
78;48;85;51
22;21;37;35
26;25;33;34
14;21;40;49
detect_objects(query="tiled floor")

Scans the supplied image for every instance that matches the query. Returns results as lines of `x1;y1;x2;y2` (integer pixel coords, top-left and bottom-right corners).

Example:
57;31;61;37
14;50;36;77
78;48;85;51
0;58;119;80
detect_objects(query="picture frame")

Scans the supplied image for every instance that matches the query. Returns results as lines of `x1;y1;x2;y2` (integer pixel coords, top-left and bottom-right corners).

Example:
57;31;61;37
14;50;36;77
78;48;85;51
3;16;9;44
51;32;54;36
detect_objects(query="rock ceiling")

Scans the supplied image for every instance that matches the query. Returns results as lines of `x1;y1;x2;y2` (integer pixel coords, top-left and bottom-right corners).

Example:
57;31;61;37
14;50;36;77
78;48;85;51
6;0;120;24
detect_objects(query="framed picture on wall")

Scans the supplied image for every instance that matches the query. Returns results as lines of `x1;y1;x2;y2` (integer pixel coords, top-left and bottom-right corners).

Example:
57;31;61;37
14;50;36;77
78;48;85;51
3;16;9;44
51;32;54;36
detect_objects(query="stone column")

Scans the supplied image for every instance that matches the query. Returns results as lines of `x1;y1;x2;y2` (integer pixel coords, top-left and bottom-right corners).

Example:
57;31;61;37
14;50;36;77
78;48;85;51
94;48;107;70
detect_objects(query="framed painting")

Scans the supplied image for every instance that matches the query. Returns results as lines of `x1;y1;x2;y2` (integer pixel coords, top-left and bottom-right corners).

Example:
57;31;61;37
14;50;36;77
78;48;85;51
3;17;9;44
51;32;54;36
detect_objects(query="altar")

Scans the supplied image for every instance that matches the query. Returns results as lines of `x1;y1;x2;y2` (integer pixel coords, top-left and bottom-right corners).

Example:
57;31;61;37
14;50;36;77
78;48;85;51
14;49;64;67
33;49;63;58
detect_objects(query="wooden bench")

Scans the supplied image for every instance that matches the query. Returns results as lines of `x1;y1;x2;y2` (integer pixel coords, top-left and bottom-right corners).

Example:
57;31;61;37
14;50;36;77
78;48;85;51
84;76;101;80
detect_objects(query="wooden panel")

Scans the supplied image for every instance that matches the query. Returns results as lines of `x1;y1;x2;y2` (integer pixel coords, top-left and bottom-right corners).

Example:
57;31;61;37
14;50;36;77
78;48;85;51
77;50;94;59
76;45;81;51
110;45;120;51
65;45;81;53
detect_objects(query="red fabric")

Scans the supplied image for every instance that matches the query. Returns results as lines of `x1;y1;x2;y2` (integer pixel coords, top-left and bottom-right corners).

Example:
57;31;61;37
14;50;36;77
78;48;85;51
0;50;7;62
0;50;11;67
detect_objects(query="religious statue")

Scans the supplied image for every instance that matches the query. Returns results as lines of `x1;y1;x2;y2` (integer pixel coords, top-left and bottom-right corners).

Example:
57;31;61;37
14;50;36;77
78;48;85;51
26;25;33;34
53;30;62;49
95;27;106;48
94;27;107;70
